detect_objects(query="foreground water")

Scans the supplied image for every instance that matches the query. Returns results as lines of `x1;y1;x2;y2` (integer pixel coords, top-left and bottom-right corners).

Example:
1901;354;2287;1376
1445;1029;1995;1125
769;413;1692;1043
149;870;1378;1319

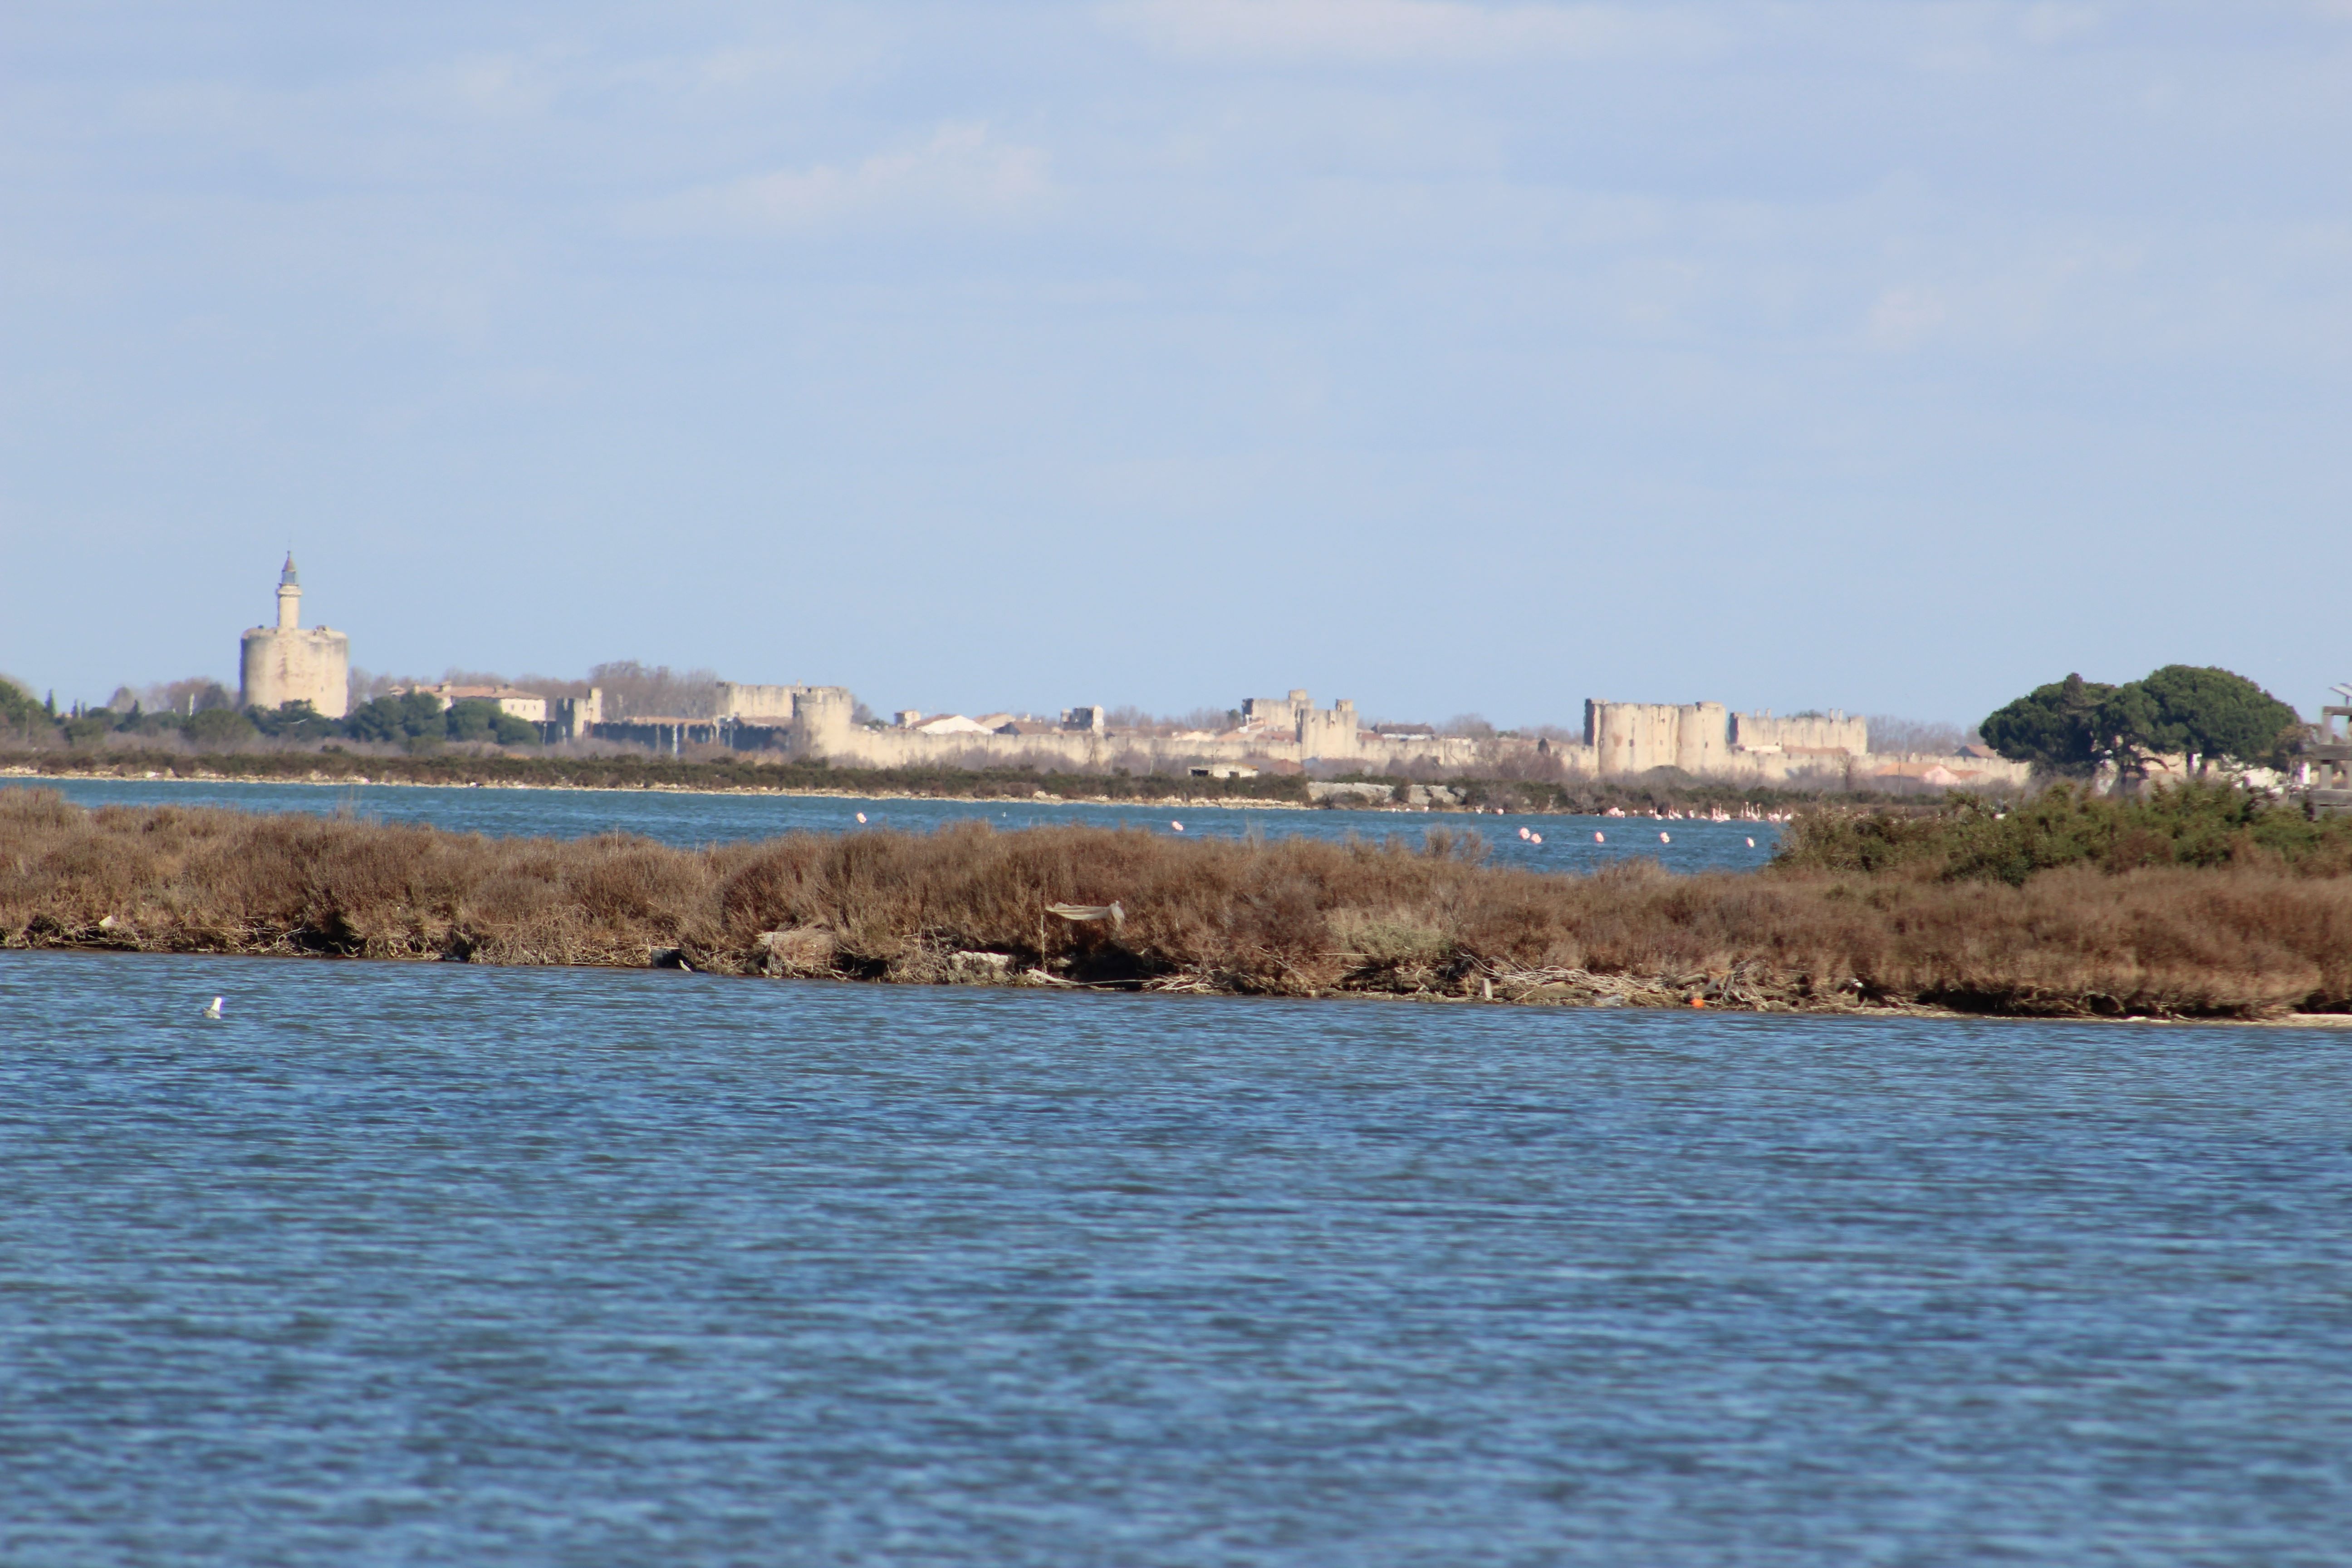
3;952;2347;1565
5;776;1779;873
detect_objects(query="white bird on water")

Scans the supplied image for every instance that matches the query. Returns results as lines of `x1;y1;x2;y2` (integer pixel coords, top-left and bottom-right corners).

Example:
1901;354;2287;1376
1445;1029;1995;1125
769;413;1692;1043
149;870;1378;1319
1170;820;1184;832
202;996;223;1019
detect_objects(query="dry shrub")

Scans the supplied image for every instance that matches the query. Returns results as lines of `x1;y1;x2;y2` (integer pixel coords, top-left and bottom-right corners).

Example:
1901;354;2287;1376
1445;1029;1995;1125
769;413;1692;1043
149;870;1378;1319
717;836;828;933
8;789;2352;1019
756;927;838;976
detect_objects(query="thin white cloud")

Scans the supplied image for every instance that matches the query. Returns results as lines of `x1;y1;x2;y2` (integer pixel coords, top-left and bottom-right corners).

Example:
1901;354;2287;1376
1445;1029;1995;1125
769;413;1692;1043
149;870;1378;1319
1857;233;2155;355
420;54;557;120
652;124;1051;235
1867;285;1950;350
2017;4;2112;47
1103;0;1718;64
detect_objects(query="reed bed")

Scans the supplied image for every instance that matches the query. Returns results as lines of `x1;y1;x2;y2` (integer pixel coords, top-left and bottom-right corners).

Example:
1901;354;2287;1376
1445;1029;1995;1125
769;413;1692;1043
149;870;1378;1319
6;789;2351;1020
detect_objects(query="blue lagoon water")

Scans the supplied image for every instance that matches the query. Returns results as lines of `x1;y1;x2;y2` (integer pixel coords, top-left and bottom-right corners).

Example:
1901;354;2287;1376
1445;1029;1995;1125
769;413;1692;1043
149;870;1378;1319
3;950;2349;1564
4;775;1779;874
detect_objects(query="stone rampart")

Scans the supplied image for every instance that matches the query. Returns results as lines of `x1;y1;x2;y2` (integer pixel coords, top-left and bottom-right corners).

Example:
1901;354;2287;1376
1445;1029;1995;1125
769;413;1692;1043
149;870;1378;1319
570;679;2018;792
1585;700;1734;776
1859;753;2035;790
717;682;806;722
549;688;604;742
1730;710;1868;754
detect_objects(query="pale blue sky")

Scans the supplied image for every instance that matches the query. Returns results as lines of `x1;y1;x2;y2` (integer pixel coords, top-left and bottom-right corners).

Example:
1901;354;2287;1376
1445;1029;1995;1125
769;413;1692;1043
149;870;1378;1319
4;1;2347;727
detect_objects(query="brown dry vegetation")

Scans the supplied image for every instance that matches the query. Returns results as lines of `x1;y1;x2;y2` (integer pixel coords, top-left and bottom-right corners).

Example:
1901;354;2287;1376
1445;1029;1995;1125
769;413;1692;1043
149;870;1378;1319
6;789;2352;1020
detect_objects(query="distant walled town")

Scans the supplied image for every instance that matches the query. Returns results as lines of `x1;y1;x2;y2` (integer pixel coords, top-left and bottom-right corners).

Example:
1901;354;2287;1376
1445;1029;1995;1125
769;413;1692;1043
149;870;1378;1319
549;683;2030;790
38;555;2031;790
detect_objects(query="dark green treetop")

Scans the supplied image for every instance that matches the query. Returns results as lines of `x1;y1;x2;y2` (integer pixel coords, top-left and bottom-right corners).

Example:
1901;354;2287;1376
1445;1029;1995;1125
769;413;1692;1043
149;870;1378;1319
0;676;43;730
249;700;339;742
1984;666;2301;775
2097;664;2300;769
1980;673;2116;775
345;691;452;744
444;699;539;746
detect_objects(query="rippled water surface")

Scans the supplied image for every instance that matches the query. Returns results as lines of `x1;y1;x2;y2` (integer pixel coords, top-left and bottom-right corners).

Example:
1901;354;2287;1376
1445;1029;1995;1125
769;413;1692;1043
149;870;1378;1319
4;951;2349;1566
5;775;1779;873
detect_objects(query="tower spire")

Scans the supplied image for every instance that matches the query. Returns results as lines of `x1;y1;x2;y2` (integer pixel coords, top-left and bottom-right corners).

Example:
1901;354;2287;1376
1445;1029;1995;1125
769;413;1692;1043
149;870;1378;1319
275;553;302;630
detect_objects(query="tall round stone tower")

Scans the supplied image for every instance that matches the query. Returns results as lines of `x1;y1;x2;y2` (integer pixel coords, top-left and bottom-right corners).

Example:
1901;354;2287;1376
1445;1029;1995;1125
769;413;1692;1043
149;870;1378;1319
239;554;351;717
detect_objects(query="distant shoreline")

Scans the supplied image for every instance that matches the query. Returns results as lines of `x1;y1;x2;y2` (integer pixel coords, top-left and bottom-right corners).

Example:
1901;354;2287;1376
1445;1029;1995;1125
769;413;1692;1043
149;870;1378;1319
0;749;1816;820
5;791;2341;1024
0;763;1326;813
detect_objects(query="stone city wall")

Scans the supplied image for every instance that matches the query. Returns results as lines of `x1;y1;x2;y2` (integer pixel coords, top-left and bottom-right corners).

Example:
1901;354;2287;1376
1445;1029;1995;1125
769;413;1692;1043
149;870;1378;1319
1858;752;2037;790
574;683;2024;789
548;688;604;740
1583;701;1737;776
1584;701;1877;778
716;682;808;722
1729;710;1869;755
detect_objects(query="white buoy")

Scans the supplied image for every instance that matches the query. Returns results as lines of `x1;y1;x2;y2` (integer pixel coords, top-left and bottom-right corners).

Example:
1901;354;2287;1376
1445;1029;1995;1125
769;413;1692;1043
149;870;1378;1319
1746;837;1756;848
1529;832;1542;844
1594;831;1604;842
1660;832;1671;844
202;996;223;1019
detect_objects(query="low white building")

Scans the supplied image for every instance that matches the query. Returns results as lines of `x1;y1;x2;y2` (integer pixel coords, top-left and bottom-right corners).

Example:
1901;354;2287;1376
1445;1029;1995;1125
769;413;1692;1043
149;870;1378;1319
393;683;549;723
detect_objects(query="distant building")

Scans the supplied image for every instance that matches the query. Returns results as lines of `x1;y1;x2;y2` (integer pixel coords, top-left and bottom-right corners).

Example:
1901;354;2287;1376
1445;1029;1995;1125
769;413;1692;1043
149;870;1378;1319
1241;689;1315;731
392;683;550;723
1583;701;1867;776
554;671;2029;791
549;688;603;740
239;554;349;718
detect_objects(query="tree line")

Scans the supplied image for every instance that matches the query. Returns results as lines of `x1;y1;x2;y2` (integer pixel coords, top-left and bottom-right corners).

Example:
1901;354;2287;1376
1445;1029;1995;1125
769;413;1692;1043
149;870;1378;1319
1980;665;2302;778
0;678;540;750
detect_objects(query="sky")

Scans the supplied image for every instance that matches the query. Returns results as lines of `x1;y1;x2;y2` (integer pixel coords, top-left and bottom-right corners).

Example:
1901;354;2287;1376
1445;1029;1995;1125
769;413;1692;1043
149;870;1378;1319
2;1;2348;729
